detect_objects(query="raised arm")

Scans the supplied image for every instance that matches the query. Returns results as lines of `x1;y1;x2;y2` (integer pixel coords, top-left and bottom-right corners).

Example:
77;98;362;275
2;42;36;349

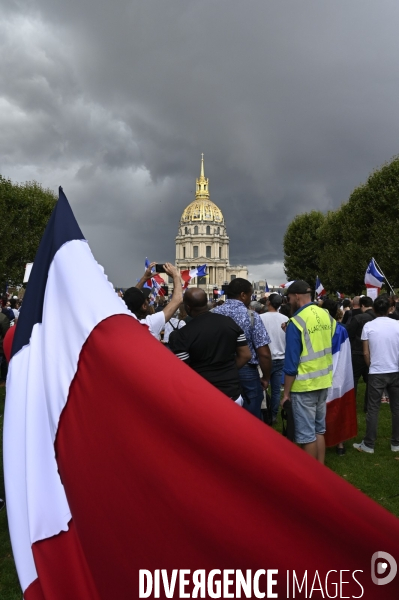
162;264;183;323
135;262;157;290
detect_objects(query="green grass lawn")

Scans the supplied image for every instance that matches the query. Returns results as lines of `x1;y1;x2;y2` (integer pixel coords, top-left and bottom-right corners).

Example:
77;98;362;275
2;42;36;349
0;382;398;597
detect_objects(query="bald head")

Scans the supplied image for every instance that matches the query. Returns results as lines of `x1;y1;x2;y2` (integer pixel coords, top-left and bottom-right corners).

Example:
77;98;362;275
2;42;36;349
184;288;208;316
352;296;360;308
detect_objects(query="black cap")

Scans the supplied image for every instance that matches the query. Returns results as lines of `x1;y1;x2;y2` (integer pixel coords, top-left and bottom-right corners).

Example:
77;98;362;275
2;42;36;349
285;280;312;295
142;287;152;300
123;287;146;312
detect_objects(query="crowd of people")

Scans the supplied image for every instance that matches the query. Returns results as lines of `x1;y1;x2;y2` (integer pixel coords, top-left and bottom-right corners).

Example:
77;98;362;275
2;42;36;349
0;295;21;511
1;271;399;482
111;267;399;465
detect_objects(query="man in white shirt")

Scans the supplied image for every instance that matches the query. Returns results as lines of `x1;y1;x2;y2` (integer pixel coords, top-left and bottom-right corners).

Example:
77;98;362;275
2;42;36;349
123;263;183;340
260;293;288;423
354;294;399;454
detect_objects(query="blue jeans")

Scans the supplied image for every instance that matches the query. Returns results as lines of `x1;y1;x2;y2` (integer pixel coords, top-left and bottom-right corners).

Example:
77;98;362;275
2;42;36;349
291;389;328;444
239;364;264;419
270;359;284;420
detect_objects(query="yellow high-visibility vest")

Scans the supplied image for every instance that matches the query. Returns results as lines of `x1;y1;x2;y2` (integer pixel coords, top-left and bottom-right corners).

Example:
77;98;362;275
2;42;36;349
289;304;336;392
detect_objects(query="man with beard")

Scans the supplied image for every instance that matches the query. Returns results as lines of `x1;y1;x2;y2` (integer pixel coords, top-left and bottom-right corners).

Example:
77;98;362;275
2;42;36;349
281;281;335;464
123;263;182;340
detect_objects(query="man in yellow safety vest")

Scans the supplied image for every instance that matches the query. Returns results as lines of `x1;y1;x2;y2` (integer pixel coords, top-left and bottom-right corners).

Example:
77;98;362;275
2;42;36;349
281;281;335;464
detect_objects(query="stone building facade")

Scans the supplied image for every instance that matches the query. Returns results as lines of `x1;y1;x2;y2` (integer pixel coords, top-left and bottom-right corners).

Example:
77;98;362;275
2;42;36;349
174;155;247;294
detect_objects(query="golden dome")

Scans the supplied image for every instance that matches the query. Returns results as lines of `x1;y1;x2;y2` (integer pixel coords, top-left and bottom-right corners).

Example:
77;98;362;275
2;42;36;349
180;154;224;223
181;199;224;223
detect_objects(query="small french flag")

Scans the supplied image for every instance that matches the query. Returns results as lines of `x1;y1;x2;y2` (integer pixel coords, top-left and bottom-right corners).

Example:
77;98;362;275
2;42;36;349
315;276;326;298
180;264;207;287
365;258;384;289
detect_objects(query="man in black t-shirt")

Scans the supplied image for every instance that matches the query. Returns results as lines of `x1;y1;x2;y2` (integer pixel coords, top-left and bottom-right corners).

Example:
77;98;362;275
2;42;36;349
169;288;251;403
342;296;361;326
346;295;375;412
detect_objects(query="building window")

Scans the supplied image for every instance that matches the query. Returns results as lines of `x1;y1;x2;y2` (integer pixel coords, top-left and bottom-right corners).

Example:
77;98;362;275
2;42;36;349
193;246;199;258
230;274;236;281
219;247;222;259
194;225;199;235
198;276;207;284
206;225;211;235
206;246;211;258
168;276;173;284
217;227;220;235
183;247;186;258
185;227;188;234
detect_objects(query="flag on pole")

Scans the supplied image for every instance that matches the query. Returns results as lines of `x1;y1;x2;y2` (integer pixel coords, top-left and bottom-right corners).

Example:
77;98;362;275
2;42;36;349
315;276;326;298
336;291;345;299
4;190;399;599
279;280;295;289
143;257;153;289
265;281;270;293
146;272;164;287
365;258;384;288
365;258;384;300
4;187;132;599
152;278;166;297
180;264;207;287
325;323;357;447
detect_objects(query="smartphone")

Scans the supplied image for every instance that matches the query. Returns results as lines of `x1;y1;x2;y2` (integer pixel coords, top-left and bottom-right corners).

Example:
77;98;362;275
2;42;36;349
155;264;166;273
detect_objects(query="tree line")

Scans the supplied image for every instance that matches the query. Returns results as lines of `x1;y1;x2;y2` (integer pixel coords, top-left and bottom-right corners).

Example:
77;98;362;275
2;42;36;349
283;156;399;294
0;175;56;292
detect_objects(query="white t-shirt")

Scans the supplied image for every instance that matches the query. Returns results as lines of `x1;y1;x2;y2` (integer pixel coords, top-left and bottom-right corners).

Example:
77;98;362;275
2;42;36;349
163;317;186;343
361;317;399;374
260;311;288;360
139;311;166;340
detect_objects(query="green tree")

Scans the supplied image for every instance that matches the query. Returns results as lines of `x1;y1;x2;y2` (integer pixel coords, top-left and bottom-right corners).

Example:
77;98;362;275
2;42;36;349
0;176;56;292
319;156;399;293
283;210;326;284
284;156;399;294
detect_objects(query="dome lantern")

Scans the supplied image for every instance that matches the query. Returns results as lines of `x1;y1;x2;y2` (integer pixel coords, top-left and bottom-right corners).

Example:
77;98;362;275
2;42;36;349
180;155;224;223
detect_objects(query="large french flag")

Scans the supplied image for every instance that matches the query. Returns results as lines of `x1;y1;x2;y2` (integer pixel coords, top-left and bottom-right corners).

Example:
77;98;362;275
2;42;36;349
4;190;399;599
325;323;358;447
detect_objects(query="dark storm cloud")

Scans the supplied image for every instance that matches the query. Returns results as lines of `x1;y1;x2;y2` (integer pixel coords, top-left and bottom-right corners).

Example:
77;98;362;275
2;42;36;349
1;0;399;284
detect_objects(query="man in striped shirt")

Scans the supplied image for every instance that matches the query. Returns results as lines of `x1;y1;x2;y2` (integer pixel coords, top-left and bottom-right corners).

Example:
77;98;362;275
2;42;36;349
169;288;251;403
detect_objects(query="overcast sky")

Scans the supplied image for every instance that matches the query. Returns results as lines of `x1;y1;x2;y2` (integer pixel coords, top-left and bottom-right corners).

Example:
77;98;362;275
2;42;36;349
1;1;399;286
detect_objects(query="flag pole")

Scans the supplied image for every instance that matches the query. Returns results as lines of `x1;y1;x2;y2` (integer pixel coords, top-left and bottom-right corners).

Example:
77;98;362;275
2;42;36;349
372;257;395;295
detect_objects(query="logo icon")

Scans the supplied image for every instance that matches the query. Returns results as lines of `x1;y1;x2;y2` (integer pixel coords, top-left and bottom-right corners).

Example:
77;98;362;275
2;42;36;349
371;551;397;585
